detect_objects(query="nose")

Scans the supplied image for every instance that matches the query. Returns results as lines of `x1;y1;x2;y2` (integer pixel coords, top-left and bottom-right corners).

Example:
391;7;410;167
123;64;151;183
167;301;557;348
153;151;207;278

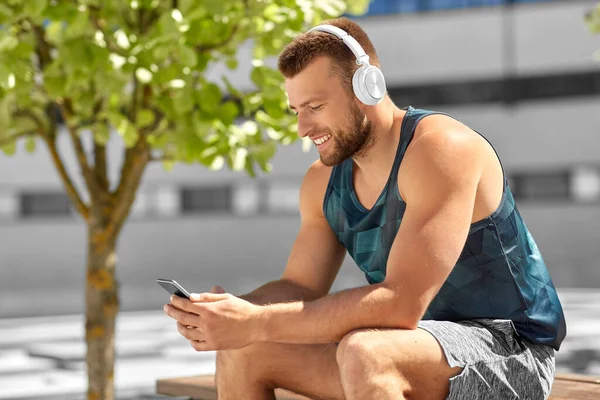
296;115;314;139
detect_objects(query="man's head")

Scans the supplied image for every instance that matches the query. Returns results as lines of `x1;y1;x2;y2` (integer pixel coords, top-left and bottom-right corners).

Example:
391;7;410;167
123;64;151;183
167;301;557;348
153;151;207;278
278;17;383;166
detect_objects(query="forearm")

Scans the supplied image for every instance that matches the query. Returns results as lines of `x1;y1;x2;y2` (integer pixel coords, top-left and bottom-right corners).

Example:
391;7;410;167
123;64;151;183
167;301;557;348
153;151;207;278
238;279;320;306
258;282;414;344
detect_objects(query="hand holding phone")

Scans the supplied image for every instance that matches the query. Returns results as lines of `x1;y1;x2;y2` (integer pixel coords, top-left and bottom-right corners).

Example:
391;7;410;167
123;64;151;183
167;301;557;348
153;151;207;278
157;278;191;299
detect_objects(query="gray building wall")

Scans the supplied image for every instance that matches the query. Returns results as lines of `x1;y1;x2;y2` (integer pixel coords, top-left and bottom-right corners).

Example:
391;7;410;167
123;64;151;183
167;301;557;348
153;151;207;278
1;1;599;318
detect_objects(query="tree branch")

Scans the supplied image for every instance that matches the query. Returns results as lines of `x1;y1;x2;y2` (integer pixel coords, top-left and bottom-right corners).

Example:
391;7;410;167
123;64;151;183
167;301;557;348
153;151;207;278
94;138;109;192
32;24;52;69
42;135;90;221
105;140;149;239
57;102;111;205
149;154;174;162
141;109;164;136
88;5;129;57
21;103;91;221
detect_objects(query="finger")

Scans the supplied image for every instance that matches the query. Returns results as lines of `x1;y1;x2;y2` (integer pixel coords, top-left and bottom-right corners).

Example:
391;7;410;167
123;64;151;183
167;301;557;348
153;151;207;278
170;294;195;312
210;285;226;294
190;339;215;352
177;322;205;342
164;304;198;326
190;292;229;302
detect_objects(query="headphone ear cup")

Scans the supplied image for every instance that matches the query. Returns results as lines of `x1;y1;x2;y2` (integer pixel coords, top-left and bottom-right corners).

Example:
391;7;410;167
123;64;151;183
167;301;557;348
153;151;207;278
352;65;386;106
352;66;366;104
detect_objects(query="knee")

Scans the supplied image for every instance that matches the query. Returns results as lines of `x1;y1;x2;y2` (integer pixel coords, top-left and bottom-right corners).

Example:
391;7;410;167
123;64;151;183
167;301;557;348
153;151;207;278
216;342;262;371
336;330;390;377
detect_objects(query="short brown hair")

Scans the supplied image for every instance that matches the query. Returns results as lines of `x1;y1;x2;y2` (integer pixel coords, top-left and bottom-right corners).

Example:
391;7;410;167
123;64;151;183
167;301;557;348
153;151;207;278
277;17;381;97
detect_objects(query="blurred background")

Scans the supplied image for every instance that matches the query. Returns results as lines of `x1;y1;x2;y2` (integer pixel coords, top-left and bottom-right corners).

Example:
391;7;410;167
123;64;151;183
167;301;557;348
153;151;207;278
1;0;600;399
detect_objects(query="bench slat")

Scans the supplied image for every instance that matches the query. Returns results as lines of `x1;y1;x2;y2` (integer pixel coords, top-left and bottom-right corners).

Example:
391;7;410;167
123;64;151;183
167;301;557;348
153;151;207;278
555;373;600;385
157;373;600;400
549;379;600;400
156;375;311;400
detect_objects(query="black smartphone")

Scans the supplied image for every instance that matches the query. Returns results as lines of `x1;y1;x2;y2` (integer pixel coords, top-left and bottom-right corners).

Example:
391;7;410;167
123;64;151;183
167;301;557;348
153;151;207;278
157;278;192;299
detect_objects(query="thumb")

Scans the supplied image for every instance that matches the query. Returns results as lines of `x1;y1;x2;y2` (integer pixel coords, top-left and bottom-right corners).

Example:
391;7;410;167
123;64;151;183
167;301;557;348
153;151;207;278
210;285;226;294
190;291;228;302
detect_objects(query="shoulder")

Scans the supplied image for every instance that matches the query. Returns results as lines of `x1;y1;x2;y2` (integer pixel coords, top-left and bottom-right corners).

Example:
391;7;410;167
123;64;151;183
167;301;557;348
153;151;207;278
299;159;335;218
399;114;486;201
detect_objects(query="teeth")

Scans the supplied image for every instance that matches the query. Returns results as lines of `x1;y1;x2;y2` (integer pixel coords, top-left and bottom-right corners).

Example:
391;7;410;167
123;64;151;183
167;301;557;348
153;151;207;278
314;135;331;145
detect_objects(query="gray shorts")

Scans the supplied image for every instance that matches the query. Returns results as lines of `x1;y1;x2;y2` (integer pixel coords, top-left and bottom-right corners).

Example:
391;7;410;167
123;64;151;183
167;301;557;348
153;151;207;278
418;319;555;400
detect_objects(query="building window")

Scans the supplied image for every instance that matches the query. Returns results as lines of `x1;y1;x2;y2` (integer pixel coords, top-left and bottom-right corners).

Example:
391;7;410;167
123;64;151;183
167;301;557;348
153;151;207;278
266;183;300;215
181;185;233;214
20;191;73;218
233;183;261;216
571;166;600;203
511;171;571;202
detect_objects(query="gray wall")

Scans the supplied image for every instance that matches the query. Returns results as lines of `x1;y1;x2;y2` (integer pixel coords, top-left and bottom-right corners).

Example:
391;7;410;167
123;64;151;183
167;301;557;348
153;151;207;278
1;1;599;318
1;201;598;318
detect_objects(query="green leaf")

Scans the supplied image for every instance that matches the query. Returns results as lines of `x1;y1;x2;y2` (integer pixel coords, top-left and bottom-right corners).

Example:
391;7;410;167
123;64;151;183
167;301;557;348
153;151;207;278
231;147;247;171
221;75;240;97
44;74;66;98
107;112;139;147
45;21;64;44
94;123;110;145
25;136;37;153
136;109;155;128
225;57;238;70
0;63;10;88
245;157;257;178
196;82;221;114
252;139;277;167
24;0;47;16
162;159;175;171
0;98;12;128
0;3;14;19
205;0;226;15
65;10;91;40
0;36;18;52
218;101;239;126
179;45;197;67
1;140;16;156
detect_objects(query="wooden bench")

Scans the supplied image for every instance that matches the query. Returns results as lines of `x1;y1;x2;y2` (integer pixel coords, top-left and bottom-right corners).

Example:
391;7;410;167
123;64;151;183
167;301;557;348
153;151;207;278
156;372;600;399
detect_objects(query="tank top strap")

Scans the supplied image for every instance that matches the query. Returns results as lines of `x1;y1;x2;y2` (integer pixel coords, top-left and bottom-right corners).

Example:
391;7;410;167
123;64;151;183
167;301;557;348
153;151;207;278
391;105;439;177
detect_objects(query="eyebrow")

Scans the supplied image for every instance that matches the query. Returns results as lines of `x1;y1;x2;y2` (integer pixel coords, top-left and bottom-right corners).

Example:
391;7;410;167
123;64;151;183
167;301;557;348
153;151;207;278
289;96;325;110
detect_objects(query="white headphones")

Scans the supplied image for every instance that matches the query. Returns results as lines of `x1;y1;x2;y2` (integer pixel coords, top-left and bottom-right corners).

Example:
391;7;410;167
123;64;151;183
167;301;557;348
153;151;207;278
308;24;386;106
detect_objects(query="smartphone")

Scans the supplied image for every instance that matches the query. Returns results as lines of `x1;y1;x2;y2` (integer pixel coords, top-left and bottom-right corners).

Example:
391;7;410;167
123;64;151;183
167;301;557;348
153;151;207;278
157;278;191;299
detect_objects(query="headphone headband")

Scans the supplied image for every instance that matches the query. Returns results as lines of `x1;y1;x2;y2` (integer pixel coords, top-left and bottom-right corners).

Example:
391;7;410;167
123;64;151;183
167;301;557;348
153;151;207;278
308;25;370;66
306;23;386;106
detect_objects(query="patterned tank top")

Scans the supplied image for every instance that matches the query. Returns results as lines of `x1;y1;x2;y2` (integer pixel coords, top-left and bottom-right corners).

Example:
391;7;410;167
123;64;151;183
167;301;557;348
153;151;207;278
323;105;567;350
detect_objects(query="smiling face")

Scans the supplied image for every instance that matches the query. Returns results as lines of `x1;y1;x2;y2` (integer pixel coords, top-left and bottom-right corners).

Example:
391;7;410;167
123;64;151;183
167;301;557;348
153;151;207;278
285;56;374;166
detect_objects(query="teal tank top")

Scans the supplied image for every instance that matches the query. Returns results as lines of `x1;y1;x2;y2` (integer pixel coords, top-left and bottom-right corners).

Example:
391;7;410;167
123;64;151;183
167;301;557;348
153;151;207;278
323;106;567;350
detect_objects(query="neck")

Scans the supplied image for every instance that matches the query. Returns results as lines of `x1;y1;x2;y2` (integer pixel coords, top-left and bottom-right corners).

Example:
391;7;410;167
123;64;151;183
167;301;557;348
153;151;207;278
352;98;407;181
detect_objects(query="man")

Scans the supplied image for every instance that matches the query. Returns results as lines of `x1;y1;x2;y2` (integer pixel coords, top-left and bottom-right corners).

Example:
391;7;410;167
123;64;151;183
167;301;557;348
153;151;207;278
164;17;567;400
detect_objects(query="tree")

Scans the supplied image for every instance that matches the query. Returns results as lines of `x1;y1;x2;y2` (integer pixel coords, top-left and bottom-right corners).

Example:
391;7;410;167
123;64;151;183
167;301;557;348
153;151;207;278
0;0;369;398
587;2;600;48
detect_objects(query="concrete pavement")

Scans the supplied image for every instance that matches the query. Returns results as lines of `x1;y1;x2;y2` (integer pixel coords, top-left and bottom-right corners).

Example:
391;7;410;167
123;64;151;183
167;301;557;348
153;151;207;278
1;288;599;399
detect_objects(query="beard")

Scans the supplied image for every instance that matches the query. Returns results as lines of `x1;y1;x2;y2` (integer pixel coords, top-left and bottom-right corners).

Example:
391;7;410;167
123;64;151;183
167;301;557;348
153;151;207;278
319;101;374;167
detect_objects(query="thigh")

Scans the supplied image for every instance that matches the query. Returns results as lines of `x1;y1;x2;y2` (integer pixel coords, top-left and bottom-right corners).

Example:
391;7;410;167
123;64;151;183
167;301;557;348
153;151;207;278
340;327;463;399
218;341;344;400
418;319;556;400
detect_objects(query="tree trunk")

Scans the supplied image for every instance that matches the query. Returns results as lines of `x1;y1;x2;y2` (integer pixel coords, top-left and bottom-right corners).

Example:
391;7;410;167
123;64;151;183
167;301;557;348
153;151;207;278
85;224;120;400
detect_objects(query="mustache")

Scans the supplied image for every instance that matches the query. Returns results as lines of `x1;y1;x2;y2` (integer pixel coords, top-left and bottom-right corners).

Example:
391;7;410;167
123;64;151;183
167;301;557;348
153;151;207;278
307;127;333;137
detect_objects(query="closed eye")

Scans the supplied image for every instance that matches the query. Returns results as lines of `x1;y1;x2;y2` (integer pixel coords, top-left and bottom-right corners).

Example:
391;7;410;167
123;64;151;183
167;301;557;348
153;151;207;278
310;104;324;112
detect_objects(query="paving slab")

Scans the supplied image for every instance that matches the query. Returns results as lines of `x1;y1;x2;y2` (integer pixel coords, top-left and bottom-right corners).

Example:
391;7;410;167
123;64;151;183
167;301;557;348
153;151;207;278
0;349;56;375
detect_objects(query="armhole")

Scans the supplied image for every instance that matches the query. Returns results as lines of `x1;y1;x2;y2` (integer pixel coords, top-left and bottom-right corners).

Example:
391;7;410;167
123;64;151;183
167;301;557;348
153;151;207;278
416;112;508;191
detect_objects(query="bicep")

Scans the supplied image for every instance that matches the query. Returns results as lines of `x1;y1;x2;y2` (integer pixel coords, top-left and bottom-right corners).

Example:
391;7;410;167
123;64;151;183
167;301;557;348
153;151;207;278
384;130;482;324
280;161;346;300
281;216;346;300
